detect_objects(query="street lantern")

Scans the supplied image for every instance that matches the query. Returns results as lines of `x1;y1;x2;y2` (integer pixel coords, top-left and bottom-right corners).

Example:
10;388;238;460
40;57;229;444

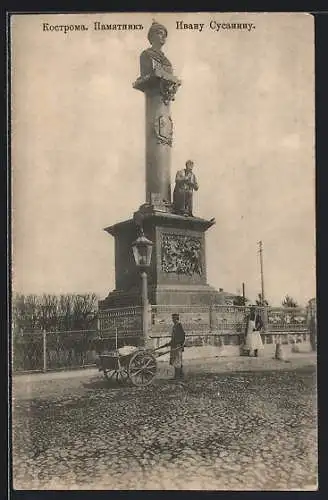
132;230;153;269
132;229;153;345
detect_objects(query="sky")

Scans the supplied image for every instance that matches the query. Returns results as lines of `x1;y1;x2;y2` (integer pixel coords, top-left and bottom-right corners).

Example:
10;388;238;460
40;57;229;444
11;12;316;306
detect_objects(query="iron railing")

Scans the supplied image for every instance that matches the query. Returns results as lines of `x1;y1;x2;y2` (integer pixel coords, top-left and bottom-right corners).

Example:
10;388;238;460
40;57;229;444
12;304;315;373
98;306;143;337
149;305;310;336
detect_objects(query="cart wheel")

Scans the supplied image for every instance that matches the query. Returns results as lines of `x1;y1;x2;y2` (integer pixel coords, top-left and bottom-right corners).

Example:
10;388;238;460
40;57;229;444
128;350;157;387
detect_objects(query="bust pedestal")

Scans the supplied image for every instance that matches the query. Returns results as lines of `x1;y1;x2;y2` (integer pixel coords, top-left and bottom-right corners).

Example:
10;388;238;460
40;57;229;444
133;70;181;205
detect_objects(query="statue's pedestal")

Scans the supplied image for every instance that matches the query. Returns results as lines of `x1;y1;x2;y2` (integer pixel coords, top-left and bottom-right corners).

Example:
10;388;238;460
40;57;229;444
99;208;224;310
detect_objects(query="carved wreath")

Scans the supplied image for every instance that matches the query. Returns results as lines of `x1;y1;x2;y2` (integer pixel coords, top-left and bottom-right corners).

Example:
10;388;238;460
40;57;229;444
154;115;173;146
161;234;202;276
159;79;180;105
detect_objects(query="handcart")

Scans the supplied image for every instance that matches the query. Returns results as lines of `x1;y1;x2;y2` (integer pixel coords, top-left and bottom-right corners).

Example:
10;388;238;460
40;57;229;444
96;338;174;387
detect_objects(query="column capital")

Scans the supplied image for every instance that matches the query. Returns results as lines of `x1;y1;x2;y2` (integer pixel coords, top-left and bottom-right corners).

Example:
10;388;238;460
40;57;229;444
133;72;181;104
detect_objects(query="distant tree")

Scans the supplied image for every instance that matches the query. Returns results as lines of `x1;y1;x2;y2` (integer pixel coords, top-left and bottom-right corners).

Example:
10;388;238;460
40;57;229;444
255;293;269;307
12;293;27;335
13;294;40;333
58;294;75;331
39;294;59;331
12;293;99;333
282;295;298;308
71;293;98;331
233;295;249;306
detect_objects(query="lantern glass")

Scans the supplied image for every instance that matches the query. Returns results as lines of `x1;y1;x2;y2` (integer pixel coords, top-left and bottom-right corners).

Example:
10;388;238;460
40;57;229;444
132;233;153;268
132;245;140;266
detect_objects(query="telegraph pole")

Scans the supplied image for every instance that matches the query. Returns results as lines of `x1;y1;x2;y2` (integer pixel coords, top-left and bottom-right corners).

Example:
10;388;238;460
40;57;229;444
257;241;265;306
257;240;268;332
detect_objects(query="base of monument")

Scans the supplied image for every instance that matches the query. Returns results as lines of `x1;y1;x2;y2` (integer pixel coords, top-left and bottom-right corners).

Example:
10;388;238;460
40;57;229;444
99;284;234;310
100;208;237;310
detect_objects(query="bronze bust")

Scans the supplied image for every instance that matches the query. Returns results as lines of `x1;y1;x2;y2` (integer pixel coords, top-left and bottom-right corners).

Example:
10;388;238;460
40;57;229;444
140;21;173;78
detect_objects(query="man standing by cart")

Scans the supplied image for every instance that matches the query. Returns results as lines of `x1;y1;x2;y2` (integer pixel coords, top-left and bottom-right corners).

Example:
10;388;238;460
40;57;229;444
169;313;186;379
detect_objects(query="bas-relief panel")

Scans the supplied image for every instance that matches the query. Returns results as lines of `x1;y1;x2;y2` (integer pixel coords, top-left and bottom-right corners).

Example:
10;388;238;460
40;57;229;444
160;233;203;276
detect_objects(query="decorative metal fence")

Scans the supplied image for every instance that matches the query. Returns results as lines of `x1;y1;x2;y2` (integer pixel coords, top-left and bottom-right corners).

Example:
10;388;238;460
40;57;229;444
98;306;143;337
12;304;315;373
150;304;211;334
267;307;309;332
212;305;249;334
13;306;144;373
149;305;310;334
149;304;313;348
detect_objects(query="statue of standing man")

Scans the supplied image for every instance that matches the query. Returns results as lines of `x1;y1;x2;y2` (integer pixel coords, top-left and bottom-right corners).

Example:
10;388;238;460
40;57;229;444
173;160;199;217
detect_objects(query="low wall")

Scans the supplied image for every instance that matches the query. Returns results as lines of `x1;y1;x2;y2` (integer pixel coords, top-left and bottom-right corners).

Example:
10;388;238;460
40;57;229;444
155;342;313;363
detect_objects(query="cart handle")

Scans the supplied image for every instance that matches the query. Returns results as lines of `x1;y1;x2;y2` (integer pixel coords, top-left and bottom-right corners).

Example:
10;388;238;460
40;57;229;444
153;342;171;351
153;342;184;352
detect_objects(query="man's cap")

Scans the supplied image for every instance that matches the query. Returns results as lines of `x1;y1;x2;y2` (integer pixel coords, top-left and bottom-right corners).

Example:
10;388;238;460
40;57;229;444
172;313;180;319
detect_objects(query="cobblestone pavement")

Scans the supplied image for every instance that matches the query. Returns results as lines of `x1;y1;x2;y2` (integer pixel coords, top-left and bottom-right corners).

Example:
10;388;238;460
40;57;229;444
12;363;317;490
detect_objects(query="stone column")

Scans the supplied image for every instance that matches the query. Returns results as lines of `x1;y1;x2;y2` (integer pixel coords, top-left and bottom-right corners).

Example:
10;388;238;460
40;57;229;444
133;21;181;208
134;73;180;207
145;89;172;204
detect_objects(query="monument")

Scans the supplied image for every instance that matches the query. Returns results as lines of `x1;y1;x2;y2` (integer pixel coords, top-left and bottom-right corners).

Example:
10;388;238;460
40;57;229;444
172;160;199;216
99;21;227;311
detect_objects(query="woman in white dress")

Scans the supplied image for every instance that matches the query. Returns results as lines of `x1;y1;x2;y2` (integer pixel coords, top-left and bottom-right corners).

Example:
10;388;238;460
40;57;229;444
245;306;264;357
